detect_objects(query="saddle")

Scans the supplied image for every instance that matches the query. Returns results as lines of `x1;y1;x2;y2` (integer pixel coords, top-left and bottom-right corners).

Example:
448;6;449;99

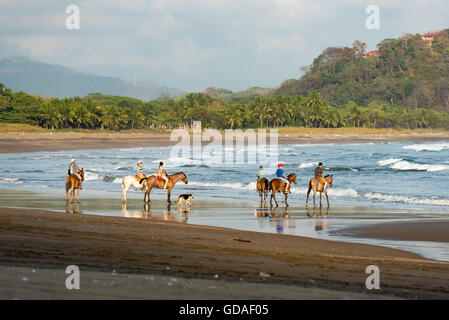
157;175;171;183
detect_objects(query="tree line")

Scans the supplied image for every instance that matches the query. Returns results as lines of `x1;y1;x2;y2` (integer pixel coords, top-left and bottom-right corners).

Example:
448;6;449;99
1;83;449;130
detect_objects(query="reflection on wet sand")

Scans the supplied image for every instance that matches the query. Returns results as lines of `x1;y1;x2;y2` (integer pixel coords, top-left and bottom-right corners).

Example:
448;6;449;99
254;205;295;234
121;203;191;223
306;207;329;232
66;201;81;214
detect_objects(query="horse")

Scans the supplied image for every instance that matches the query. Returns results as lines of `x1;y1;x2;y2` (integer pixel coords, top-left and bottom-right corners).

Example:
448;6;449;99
140;172;188;205
66;168;84;203
269;173;297;207
306;175;333;208
256;177;270;203
121;174;154;203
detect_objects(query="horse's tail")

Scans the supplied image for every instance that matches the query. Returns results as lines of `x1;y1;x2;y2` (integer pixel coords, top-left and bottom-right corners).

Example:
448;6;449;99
139;177;147;184
264;179;269;191
268;180;272;191
307;179;312;194
122;178;125;188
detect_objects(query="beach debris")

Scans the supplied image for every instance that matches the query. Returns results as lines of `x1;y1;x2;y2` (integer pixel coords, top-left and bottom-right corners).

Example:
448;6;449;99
214;274;219;279
21;276;28;282
258;272;272;278
166;266;171;271
309;279;316;285
231;237;252;243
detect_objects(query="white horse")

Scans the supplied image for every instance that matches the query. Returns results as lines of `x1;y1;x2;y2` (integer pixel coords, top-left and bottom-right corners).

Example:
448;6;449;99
121;175;154;203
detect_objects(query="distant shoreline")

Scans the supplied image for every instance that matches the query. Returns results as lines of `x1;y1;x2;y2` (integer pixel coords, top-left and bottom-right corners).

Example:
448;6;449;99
1;129;449;153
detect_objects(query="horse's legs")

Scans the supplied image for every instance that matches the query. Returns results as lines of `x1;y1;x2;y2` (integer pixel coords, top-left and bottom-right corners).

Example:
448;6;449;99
319;192;322;208
306;184;312;207
325;192;330;208
313;190;317;207
77;188;80;202
273;191;279;207
122;185;129;203
284;193;289;207
167;189;172;204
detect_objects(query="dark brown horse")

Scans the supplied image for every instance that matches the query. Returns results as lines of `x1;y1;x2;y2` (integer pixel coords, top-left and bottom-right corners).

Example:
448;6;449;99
256;177;269;203
306;175;333;208
140;172;188;204
269;173;297;207
66;168;84;202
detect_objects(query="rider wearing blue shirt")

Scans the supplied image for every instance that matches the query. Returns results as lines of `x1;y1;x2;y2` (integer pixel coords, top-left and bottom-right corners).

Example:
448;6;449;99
276;163;290;193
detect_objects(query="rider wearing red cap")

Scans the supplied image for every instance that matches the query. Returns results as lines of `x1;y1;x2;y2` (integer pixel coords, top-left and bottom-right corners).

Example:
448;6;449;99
275;163;290;193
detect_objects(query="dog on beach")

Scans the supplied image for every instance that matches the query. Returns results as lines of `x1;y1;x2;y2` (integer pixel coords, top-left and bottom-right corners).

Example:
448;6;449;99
177;193;194;207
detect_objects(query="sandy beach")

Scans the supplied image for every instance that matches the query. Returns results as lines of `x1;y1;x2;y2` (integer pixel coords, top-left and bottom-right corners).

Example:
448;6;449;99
1;130;449;153
1;207;448;299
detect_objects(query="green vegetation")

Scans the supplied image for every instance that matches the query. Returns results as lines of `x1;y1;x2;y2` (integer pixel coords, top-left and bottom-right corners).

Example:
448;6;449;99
1;82;449;131
277;29;449;112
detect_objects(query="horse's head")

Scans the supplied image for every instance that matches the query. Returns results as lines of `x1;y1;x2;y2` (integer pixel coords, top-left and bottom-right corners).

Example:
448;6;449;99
325;175;333;187
79;168;85;181
180;172;188;184
288;173;297;185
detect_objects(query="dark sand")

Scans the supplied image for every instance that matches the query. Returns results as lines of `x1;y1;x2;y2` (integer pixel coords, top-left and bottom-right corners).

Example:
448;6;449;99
335;221;449;243
1;131;449;153
0;207;448;299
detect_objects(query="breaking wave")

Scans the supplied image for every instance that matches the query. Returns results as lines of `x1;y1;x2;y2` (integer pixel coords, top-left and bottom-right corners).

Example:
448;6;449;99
403;142;449;152
364;192;449;207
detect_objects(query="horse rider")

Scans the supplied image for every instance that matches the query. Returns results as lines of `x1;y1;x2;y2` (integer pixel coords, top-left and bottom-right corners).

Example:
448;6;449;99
257;165;265;181
275;163;290;193
68;158;83;190
314;162;328;193
136;161;146;180
158;161;169;189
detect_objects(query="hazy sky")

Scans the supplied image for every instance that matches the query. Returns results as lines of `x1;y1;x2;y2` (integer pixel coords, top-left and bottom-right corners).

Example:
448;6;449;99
0;0;448;92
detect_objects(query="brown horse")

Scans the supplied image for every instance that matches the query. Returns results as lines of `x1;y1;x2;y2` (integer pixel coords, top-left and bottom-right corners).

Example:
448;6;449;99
269;173;297;207
306;175;333;208
256;177;269;203
66;168;84;202
140;172;188;204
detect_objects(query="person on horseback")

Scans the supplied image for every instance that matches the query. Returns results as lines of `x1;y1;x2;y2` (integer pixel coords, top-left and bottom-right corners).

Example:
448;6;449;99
68;158;83;190
275;163;290;193
257;166;265;181
315;162;328;193
158;161;169;189
137;161;145;180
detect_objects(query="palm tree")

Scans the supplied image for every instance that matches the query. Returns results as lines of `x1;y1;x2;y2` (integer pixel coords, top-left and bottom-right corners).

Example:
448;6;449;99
101;105;127;130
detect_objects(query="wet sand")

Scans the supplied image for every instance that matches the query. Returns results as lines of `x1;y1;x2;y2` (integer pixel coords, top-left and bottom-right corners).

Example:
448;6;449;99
335;221;449;243
1;131;449;153
0;207;448;299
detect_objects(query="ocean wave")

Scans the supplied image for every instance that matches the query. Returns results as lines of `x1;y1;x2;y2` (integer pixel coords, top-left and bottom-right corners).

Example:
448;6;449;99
378;158;449;171
85;172;121;183
0;177;23;184
391;161;449;172
403;142;449;152
378;158;402;166
188;181;257;190
298;162;317;168
364;192;449;207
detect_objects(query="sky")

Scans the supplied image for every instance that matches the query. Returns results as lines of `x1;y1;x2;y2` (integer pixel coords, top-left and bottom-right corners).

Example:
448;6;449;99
0;0;448;92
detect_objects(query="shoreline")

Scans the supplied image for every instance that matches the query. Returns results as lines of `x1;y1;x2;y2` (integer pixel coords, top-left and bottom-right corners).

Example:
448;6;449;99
1;206;449;299
1;130;449;153
334;221;449;243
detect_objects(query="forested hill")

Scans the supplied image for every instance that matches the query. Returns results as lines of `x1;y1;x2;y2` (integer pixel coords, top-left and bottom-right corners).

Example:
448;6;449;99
276;29;449;111
0;56;182;101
